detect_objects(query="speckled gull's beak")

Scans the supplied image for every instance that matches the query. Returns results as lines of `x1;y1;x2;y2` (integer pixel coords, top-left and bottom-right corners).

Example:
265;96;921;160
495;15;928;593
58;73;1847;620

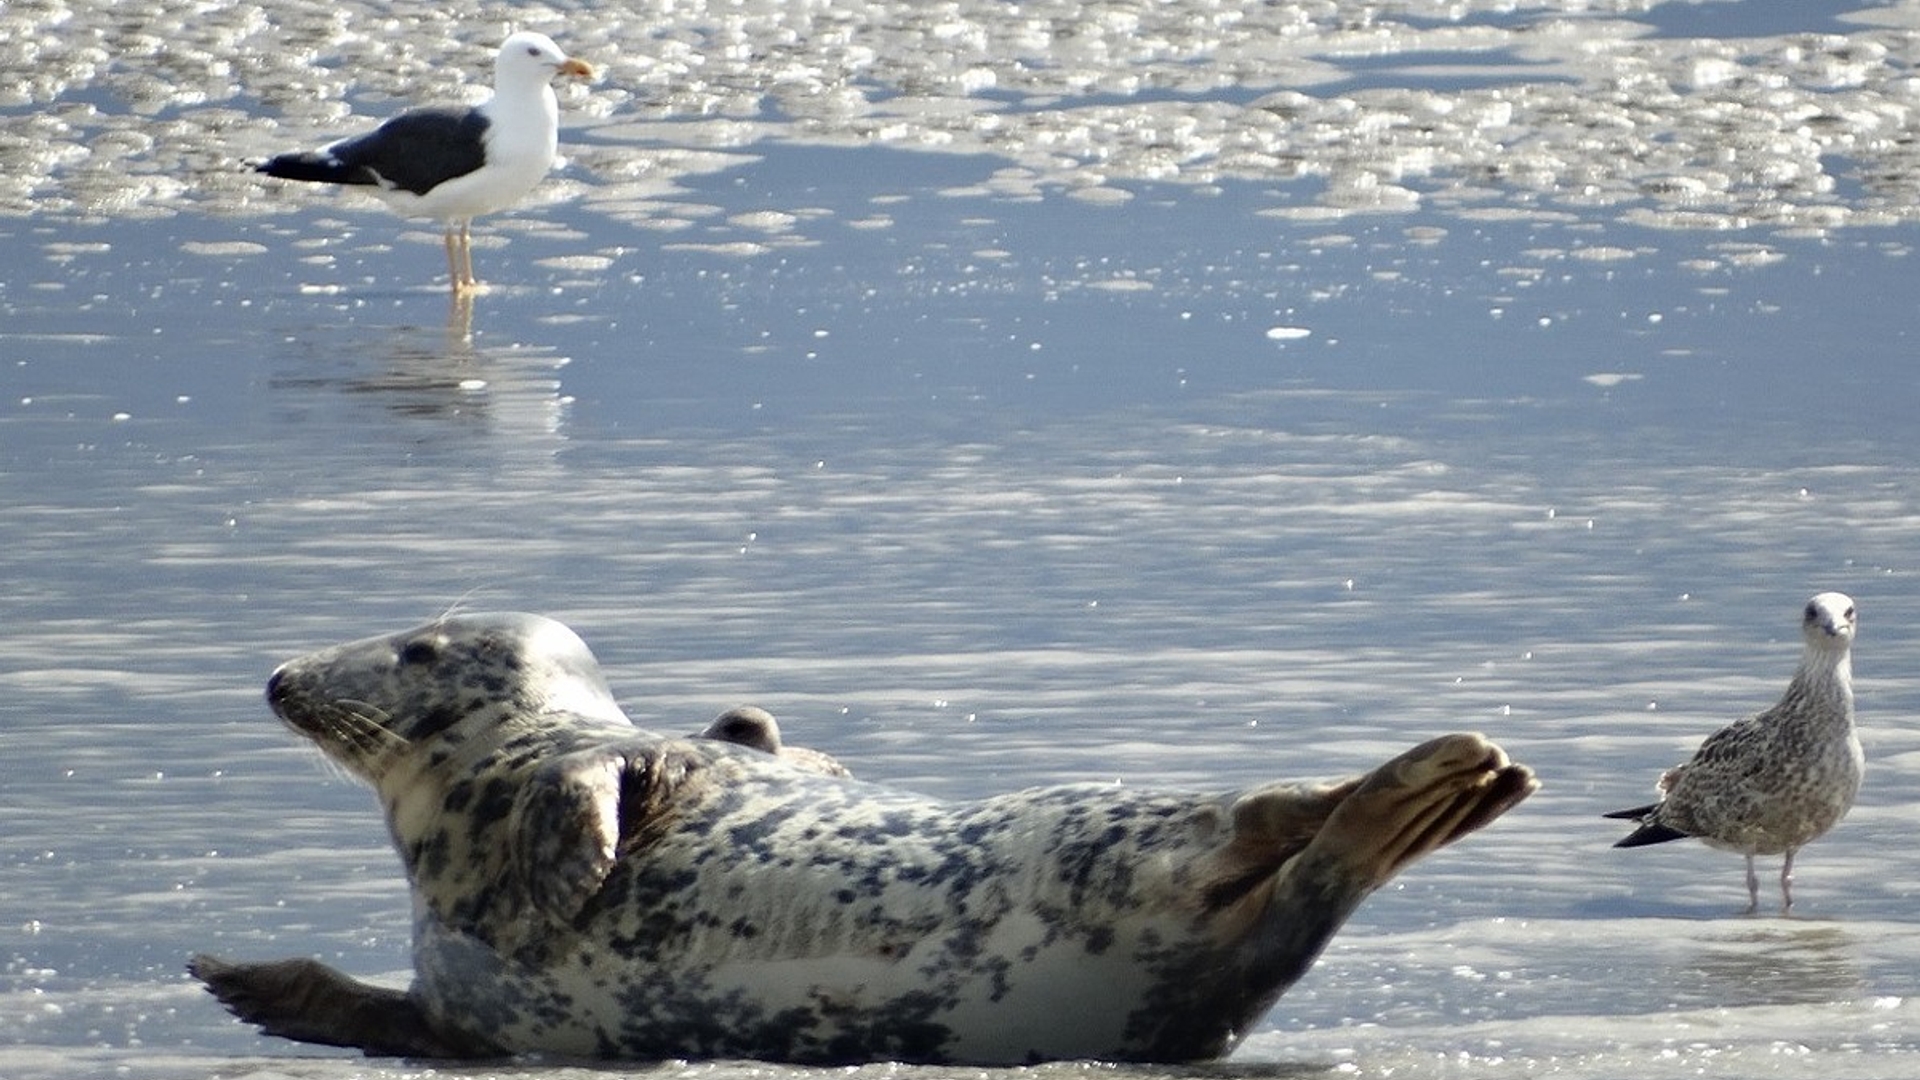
558;57;595;81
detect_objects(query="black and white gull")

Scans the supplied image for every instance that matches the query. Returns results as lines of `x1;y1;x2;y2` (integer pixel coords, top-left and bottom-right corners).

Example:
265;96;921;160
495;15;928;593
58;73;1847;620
1606;591;1862;914
256;31;595;295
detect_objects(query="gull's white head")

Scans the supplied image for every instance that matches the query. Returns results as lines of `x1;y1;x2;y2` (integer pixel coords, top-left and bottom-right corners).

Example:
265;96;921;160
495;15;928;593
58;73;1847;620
495;31;596;86
1802;591;1857;650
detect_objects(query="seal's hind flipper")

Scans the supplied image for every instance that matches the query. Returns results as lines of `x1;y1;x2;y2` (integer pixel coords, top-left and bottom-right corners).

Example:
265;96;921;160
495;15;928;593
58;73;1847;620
1191;735;1533;938
187;953;491;1058
1312;733;1538;890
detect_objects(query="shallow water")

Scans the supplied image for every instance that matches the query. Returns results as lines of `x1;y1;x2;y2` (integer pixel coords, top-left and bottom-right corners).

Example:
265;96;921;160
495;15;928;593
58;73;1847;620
5;1;1920;1078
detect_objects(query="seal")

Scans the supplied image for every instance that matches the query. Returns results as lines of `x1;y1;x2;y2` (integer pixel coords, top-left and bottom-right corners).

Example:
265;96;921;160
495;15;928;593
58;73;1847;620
698;704;851;777
190;612;1537;1065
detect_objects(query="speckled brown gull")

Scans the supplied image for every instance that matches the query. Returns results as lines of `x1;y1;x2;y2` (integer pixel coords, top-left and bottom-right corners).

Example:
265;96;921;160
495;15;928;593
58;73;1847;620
255;32;594;295
1606;592;1862;914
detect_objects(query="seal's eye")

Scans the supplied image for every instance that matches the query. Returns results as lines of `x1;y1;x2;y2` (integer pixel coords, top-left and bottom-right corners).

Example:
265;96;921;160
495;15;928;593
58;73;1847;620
1805;603;1818;622
399;639;440;666
1845;606;1856;621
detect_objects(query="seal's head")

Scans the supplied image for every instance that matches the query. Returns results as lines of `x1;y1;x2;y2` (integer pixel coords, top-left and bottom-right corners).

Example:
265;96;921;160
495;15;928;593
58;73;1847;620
266;612;629;785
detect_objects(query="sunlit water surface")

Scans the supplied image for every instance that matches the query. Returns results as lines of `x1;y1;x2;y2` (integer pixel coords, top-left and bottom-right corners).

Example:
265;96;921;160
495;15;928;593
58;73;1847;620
6;1;1920;1078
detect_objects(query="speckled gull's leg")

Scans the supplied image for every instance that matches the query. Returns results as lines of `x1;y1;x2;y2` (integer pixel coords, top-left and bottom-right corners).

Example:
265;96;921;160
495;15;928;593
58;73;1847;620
1781;849;1797;912
1742;855;1760;915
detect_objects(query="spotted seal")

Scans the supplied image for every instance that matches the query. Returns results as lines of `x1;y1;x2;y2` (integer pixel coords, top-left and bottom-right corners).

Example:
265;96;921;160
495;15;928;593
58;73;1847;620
190;612;1537;1065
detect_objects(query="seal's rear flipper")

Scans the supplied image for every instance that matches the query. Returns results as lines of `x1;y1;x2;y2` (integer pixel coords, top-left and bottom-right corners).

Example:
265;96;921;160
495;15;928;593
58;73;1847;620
1118;734;1538;1062
1314;732;1539;890
187;953;495;1058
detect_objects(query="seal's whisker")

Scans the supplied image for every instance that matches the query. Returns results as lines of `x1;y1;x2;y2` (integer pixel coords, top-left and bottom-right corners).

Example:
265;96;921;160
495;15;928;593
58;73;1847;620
436;586;491;624
299;699;409;777
291;740;360;787
332;698;398;734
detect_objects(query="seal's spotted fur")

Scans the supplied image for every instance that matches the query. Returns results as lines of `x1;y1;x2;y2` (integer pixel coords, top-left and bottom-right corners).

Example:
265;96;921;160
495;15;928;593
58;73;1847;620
191;612;1536;1065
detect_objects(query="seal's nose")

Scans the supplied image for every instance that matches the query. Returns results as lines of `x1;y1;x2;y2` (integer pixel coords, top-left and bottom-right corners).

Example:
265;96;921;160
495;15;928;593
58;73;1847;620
265;665;288;706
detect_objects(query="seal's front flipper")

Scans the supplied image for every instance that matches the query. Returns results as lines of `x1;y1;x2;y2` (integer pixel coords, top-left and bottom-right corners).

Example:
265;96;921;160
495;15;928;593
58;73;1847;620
187;953;492;1058
511;738;715;923
514;748;625;922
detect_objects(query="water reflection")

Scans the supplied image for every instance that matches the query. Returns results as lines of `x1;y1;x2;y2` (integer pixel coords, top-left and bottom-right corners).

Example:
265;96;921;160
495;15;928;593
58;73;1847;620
262;313;573;452
1674;925;1867;1009
450;290;475;344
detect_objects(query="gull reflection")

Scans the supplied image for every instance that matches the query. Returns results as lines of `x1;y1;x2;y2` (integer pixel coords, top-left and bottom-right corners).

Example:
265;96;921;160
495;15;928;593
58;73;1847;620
1674;925;1865;1009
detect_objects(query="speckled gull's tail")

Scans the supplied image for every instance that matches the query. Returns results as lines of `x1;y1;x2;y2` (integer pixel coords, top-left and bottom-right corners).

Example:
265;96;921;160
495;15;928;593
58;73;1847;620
1602;803;1690;847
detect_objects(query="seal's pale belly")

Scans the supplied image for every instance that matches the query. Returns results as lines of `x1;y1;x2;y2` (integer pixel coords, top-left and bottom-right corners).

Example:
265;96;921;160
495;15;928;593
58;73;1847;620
411;760;1333;1063
420;934;1199;1062
416;902;1222;1062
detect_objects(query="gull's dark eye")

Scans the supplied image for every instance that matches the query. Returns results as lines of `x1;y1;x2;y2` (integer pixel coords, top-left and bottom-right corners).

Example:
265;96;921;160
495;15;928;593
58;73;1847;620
399;638;440;665
526;45;543;57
